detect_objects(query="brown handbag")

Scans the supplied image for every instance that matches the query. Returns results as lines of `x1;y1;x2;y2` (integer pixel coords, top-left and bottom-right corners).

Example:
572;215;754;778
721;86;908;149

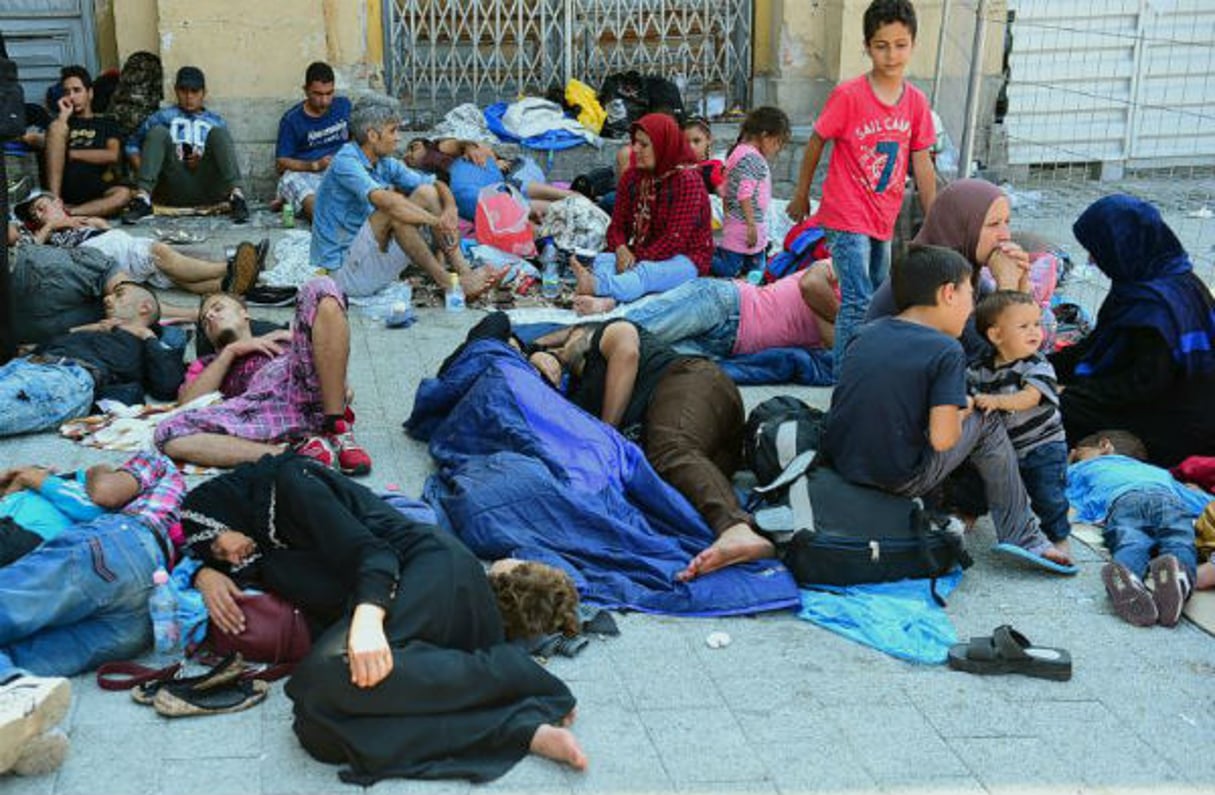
205;591;312;665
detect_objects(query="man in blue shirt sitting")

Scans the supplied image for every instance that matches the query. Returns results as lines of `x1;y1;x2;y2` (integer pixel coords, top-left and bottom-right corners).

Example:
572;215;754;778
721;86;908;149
274;61;351;222
310;97;503;299
121;66;249;224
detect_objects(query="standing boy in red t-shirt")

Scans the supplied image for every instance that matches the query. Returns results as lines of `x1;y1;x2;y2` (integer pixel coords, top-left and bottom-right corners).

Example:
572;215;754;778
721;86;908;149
787;0;937;377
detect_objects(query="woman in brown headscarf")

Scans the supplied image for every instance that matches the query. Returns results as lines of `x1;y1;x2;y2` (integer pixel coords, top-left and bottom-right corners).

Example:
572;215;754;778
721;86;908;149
866;178;1031;358
571;113;714;314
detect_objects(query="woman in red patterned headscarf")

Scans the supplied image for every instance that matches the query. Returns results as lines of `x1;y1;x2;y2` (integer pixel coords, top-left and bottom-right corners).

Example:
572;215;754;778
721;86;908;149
571;113;713;315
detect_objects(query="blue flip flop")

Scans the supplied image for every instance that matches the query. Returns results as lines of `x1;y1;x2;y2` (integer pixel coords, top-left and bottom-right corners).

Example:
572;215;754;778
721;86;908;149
992;542;1078;575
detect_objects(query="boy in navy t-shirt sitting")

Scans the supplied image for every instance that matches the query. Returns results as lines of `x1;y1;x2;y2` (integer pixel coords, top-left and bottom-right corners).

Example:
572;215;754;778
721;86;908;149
822;245;1075;573
274;61;351;221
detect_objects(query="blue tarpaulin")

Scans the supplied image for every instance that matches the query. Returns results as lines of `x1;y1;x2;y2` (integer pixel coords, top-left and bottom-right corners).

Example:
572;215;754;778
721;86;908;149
404;339;800;616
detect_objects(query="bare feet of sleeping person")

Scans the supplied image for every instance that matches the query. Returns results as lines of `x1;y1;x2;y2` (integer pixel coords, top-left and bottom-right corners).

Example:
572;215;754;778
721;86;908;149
676;523;775;582
570;256;597;296
573;295;617;316
530;724;588;771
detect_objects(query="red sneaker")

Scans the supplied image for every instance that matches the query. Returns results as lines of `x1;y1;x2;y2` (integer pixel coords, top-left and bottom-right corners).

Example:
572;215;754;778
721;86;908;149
329;419;372;476
294;435;336;469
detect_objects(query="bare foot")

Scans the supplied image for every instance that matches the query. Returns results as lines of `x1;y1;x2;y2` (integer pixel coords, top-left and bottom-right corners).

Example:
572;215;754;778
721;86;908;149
561;707;578;728
1196;561;1215;590
530;724;588;771
573;295;617;316
460;267;505;301
1052;538;1072;560
1041;545;1073;567
676;523;775;582
570;256;597;296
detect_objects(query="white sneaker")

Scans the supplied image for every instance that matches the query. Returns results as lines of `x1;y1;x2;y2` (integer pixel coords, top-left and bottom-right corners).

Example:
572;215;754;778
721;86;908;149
13;728;69;776
0;675;71;775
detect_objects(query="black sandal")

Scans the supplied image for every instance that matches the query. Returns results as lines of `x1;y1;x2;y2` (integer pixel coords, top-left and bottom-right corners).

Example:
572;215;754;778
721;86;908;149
947;625;1071;681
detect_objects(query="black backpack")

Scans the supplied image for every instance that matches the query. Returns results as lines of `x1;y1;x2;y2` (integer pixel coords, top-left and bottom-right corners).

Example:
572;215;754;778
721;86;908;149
744;397;971;599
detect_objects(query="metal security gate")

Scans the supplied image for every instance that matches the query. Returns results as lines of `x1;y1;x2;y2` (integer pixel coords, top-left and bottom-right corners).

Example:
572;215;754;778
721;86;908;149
383;0;752;125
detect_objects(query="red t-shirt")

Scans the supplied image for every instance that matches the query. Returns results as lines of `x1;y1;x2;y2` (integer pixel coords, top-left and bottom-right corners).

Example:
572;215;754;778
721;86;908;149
813;75;935;240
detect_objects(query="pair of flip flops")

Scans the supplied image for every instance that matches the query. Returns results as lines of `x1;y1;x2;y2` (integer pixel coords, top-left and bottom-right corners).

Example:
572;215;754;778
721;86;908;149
947;625;1072;681
992;542;1078;575
97;653;270;717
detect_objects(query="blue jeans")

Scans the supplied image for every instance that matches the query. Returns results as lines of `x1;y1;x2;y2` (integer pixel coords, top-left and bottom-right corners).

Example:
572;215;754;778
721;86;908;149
1103;490;1199;583
1019;441;1071;542
0;359;95;437
825;229;891;377
711;248;765;279
625;278;740;359
0;515;164;679
590;253;698;303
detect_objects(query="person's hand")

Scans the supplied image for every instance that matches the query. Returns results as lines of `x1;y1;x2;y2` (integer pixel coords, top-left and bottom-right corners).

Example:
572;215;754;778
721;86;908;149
786;194;810;222
57;96;74;122
987;242;1030;290
615;245;636;274
745;222;758;248
972;394;1000;414
224;330;291;360
196;568;247;635
1;466;49;497
464;144;493;167
313;155;332;173
183;150;201;171
437;205;460;241
347;603;392;688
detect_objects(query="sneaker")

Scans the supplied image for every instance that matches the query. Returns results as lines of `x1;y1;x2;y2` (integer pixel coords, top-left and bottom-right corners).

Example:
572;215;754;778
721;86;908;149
222;241;263;296
0;675;71;775
13;729;69;777
328;419;372;476
1149;554;1190;628
294;435;336;469
121;195;153;225
229;192;249;224
1101;562;1158;627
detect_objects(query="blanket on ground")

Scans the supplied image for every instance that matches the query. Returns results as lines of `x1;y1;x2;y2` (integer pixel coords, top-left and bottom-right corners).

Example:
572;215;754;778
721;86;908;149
403;338;800;616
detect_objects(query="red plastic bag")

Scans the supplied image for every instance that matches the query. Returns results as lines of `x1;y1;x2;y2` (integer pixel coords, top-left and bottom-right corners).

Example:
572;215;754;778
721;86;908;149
475;183;537;258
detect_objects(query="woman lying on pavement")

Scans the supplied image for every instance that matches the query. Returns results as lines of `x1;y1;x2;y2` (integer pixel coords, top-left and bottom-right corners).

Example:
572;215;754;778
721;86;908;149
182;452;586;784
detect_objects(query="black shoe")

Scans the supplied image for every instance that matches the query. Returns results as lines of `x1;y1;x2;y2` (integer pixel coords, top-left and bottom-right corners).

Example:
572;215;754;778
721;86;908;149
244;284;298;306
229;193;249;224
121;196;153;225
254;237;270;269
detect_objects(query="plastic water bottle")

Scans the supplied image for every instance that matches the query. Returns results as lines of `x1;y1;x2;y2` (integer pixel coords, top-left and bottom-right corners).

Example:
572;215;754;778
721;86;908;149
541;242;561;299
445;273;466;312
148;568;180;656
281;202;295;229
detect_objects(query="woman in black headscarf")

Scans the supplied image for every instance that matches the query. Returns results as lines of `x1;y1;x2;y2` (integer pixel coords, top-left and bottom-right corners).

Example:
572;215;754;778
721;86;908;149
181;453;585;785
1050;195;1215;466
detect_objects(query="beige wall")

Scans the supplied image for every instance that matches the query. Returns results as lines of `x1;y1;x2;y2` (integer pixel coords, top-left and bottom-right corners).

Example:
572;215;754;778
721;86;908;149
113;0;160;62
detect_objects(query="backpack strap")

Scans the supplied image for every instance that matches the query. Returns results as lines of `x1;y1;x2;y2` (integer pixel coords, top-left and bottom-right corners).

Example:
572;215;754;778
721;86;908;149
95;660;183;691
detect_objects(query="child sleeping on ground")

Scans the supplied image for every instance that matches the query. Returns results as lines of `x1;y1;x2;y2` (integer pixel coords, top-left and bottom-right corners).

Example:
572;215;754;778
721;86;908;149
0;459;147;566
1067;430;1215;627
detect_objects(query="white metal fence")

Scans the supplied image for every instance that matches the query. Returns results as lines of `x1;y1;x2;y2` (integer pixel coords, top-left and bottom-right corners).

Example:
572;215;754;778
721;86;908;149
381;0;752;126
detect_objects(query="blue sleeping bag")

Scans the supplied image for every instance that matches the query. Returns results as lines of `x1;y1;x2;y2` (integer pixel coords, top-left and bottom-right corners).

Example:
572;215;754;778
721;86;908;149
404;339;800;616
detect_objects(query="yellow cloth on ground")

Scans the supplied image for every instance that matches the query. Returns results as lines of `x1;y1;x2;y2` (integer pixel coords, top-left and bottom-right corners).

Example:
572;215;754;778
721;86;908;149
566;79;605;134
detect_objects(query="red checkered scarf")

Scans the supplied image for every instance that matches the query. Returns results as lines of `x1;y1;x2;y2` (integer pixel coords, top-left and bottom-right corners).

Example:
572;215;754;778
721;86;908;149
628;114;698;245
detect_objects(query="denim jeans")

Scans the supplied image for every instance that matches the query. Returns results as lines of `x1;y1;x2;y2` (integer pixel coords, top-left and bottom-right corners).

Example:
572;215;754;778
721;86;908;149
0;359;95;438
1102;490;1199;583
0;515;164;679
624;277;740;359
590;253;698;303
894;409;1049;553
710;248;765;279
1019;440;1071;542
825;228;891;376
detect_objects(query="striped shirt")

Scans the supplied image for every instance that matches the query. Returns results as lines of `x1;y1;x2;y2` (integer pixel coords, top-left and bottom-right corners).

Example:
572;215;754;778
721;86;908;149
968;352;1066;456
